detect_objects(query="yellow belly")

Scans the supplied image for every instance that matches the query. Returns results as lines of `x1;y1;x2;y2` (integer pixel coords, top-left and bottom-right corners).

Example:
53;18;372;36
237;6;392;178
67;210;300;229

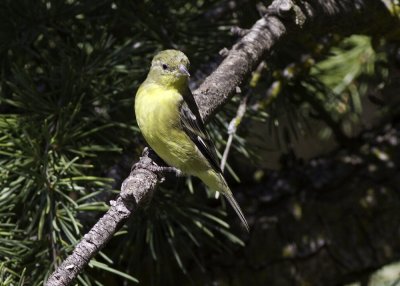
135;83;209;174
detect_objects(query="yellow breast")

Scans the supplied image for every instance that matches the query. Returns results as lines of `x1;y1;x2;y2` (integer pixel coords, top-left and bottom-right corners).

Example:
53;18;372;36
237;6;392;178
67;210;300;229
135;83;182;135
134;83;206;172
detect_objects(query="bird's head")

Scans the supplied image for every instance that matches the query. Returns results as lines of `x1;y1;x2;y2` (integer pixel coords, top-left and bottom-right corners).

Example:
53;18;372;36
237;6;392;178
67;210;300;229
147;49;190;88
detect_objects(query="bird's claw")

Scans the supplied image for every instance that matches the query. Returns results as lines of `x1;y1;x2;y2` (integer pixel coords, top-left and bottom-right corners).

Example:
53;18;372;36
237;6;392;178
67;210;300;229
141;147;149;156
132;146;183;177
133;160;183;177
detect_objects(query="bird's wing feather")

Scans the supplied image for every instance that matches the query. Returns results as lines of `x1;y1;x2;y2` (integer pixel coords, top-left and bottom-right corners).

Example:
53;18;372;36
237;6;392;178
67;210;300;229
180;87;221;173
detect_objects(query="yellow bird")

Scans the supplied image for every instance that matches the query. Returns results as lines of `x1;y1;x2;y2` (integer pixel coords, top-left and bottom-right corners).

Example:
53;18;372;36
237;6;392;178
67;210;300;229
135;49;248;231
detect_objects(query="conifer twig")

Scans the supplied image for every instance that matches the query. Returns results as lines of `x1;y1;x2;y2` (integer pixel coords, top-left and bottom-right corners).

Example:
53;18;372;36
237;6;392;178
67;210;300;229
220;94;249;173
220;61;265;172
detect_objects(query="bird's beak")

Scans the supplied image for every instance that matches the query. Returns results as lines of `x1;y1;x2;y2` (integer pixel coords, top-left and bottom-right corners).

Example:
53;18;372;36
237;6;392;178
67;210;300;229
178;64;190;77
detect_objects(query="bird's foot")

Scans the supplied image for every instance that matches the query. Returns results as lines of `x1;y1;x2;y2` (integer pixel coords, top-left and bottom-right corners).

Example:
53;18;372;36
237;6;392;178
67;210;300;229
134;162;182;176
133;147;183;177
149;165;183;177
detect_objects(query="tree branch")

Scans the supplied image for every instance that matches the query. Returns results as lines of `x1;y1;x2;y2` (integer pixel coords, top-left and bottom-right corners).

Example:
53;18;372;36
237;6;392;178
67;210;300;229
45;0;393;285
45;154;158;285
194;0;392;122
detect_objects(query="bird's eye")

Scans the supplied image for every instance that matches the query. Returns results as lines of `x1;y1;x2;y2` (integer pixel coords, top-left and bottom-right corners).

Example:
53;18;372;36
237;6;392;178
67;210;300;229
162;64;168;70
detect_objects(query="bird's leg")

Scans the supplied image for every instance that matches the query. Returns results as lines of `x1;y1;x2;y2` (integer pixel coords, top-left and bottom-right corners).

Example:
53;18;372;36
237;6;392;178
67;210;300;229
142;165;183;177
133;147;183;177
134;162;183;177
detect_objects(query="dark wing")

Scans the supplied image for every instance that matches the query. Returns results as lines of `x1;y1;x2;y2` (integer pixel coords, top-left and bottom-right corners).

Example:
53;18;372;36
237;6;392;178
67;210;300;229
180;87;222;173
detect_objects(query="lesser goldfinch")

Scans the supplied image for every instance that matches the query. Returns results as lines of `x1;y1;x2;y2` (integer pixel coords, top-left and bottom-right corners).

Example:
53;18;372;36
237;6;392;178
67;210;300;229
135;49;248;231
